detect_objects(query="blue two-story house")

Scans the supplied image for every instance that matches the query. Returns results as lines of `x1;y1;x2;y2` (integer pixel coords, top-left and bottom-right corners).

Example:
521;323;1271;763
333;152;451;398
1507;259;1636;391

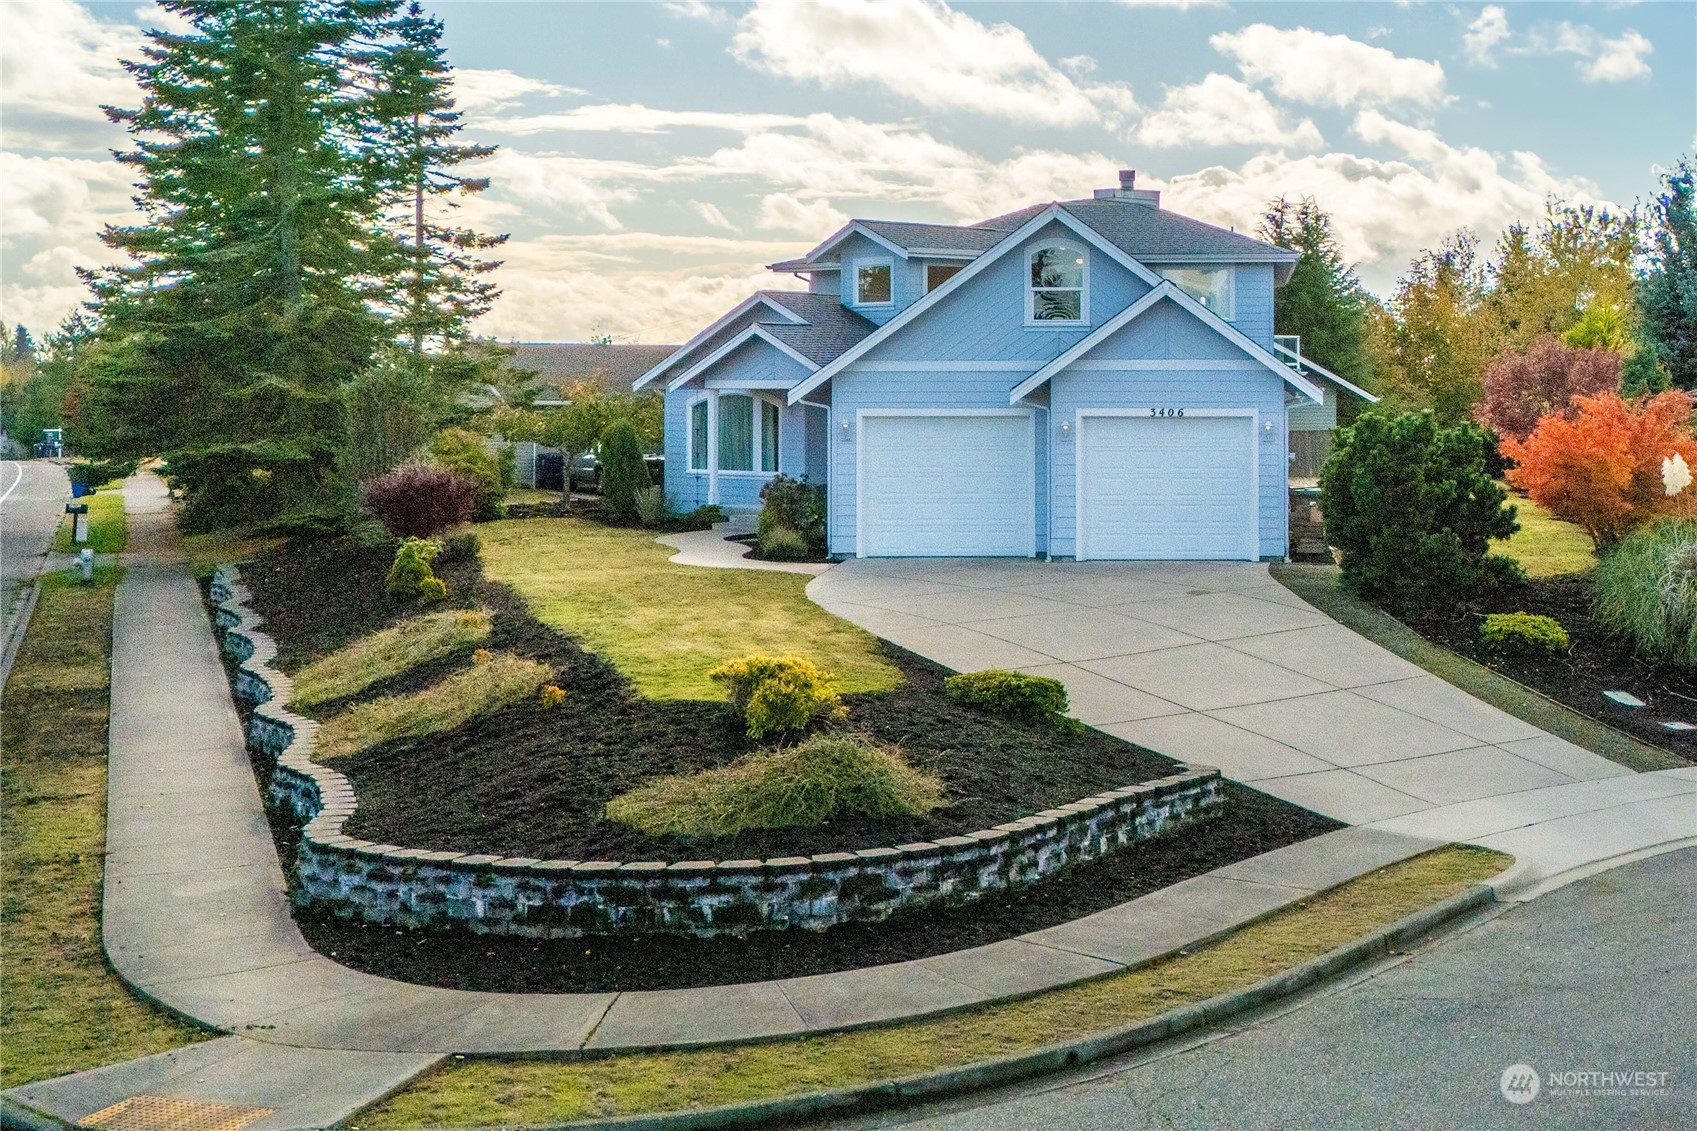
635;171;1356;561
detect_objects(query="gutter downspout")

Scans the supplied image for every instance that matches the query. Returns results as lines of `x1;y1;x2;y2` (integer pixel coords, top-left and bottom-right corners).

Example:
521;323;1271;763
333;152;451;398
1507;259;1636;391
798;395;832;554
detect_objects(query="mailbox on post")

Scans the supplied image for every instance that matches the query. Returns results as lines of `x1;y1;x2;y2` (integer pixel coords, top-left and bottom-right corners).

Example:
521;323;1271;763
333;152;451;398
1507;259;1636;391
65;502;90;545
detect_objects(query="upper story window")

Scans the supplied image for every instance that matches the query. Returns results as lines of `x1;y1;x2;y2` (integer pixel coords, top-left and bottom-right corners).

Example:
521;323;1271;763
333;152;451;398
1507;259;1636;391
854;259;893;305
1028;242;1087;325
924;262;964;293
1158;266;1235;321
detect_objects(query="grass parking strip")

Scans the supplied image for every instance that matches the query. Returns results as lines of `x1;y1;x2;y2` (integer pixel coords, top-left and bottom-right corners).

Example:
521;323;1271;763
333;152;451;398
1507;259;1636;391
51;489;126;554
353;845;1509;1129
0;570;210;1088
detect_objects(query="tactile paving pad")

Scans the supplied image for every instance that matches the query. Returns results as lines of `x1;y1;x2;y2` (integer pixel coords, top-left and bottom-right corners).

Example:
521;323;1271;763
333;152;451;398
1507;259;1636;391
80;1095;275;1131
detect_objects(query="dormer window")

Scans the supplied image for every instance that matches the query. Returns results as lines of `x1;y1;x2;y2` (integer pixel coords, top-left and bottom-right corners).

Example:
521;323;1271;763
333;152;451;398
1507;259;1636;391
1157;266;1235;321
1028;242;1087;325
854;259;893;305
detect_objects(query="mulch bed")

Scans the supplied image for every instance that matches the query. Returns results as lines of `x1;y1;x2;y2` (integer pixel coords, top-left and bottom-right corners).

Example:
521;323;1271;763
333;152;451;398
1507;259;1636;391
728;532;834;564
232;534;1343;989
1399;576;1696;762
275;782;1337;993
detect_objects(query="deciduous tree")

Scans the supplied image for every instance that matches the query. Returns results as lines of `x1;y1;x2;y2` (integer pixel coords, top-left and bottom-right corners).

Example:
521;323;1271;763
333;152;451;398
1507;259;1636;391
1475;335;1622;443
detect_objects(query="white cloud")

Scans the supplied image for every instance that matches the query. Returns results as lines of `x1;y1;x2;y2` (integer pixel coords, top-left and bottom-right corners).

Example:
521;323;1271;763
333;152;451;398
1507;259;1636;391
664;0;732;25
1576;28;1653;83
479;104;809;136
1136;74;1324;150
1463;6;1510;67
1116;0;1225;8
1158;116;1610;297
453;68;583;115
0;152;137;332
757;193;850;236
729;0;1136;127
689;200;736;230
0;1;139;121
1212;24;1450;108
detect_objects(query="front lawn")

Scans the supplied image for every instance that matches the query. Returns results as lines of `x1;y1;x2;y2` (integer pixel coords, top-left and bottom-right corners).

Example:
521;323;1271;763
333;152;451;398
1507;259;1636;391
478;517;899;700
1494;491;1596;578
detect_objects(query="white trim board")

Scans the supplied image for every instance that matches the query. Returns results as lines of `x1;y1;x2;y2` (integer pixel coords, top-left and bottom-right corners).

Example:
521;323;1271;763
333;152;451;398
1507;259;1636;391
1009;283;1325;404
666;324;818;392
633;293;806;391
1273;341;1380;403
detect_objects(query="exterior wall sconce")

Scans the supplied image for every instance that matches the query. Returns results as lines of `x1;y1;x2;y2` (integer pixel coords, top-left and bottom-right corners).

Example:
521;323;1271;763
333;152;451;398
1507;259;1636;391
1058;420;1072;435
839;419;853;442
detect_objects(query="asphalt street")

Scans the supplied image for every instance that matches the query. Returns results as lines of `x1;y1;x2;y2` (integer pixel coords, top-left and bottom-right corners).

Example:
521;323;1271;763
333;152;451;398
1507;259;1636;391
1;460;71;650
836;847;1696;1131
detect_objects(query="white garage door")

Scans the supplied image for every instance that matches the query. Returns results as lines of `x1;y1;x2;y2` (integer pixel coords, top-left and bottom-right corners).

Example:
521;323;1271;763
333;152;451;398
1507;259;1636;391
1079;414;1256;560
860;413;1035;557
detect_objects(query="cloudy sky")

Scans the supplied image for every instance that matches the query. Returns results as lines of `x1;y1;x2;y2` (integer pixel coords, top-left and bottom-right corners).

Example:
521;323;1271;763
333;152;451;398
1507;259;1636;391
2;0;1690;346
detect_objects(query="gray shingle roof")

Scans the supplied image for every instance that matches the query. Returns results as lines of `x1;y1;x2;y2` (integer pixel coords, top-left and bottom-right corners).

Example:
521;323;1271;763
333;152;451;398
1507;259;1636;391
1055;198;1297;262
756;291;879;365
856;220;1006;254
505;343;680;398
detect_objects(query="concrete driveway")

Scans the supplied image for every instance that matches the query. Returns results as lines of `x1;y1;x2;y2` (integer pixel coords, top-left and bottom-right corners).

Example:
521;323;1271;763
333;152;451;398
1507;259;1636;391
808;559;1637;827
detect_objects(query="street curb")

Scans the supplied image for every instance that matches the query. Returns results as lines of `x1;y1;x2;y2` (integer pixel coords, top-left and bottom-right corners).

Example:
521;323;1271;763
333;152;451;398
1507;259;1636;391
417;883;1498;1131
0;1096;76;1131
0;581;39;692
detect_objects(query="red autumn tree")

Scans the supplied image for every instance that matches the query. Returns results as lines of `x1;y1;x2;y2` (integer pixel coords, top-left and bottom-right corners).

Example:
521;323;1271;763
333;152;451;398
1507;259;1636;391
1475;335;1622;443
1502;390;1697;547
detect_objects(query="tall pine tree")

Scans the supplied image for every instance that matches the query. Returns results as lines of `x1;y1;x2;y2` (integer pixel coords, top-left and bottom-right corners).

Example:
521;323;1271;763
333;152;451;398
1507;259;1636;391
1259;197;1376;398
82;0;505;526
1636;157;1697;390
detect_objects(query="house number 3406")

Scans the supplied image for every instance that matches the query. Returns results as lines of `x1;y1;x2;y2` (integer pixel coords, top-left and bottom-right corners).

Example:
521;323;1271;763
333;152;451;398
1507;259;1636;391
1149;407;1185;417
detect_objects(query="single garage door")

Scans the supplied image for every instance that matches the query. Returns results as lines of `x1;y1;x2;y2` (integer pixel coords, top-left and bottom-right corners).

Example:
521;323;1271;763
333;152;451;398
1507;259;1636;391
859;413;1035;556
1079;413;1256;560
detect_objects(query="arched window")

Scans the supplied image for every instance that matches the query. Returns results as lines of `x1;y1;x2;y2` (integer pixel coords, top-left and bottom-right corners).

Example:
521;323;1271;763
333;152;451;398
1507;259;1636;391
1028;242;1087;325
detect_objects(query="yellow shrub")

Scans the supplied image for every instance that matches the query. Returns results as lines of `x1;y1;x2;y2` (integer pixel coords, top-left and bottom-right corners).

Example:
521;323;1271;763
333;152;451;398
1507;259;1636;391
706;653;846;739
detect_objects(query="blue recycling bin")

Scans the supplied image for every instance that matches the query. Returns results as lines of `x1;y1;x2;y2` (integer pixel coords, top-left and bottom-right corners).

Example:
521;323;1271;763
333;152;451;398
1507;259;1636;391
70;482;91;499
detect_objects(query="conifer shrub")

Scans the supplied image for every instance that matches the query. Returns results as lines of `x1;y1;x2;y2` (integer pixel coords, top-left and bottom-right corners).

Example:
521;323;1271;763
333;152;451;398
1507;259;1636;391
944;669;1078;732
598;419;651;524
707;653;847;739
1480;612;1570;655
1320;411;1522;614
386;537;447;603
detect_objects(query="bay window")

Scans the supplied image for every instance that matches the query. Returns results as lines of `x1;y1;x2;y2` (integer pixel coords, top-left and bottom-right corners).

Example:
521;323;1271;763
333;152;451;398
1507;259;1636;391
690;394;780;473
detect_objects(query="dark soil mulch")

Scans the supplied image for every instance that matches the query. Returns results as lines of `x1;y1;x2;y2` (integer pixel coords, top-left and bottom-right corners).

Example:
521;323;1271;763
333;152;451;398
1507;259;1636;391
728;532;834;564
240;538;1181;861
1400;575;1696;762
280;782;1338;993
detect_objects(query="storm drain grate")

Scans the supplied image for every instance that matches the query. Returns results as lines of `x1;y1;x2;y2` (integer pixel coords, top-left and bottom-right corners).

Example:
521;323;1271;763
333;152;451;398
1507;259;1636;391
81;1095;276;1131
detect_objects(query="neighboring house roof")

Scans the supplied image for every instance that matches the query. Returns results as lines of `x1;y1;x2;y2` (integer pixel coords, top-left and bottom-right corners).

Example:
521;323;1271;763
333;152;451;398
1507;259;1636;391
505;343;679;400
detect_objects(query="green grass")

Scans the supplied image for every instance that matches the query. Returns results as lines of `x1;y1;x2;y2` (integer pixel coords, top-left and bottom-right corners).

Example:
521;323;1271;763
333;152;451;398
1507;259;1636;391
181;530;284;581
503;488;563;506
1272;563;1681;772
478;518;900;701
605;732;946;838
0;571;211;1087
352;846;1509;1129
1495;492;1596;577
315;653;552;761
51;490;126;554
289;608;493;710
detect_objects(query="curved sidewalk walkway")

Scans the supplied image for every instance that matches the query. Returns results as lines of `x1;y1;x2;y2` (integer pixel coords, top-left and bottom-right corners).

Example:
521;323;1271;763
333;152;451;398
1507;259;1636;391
8;499;1693;1129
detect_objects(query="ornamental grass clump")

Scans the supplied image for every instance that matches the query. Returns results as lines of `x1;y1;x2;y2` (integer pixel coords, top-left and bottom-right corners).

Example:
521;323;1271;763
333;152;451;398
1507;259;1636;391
604;731;946;838
315;654;552;761
1593;518;1697;667
707;653;847;738
1480;612;1570;656
289;609;492;710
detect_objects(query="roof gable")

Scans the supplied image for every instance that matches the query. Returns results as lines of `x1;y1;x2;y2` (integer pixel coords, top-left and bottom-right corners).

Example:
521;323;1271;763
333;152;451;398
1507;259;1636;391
632;292;807;390
1008;281;1324;403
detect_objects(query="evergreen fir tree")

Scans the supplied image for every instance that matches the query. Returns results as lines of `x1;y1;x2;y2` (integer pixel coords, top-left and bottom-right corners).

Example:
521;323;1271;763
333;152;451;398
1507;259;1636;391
1638;157;1697;390
1259;197;1377;398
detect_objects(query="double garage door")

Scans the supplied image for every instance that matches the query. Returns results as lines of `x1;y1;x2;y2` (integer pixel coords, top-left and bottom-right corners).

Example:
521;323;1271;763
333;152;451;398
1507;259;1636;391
856;411;1257;559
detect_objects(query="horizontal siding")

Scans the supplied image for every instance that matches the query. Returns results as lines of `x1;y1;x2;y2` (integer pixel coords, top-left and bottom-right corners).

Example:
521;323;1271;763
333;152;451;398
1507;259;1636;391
1235;264;1275;350
700;335;811;387
1095;300;1245;361
827;370;1047;556
1287;382;1338;431
836;233;917;325
1048;368;1289;559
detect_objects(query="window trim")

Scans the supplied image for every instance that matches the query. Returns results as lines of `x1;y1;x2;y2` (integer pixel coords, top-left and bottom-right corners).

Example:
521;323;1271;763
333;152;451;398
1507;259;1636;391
852;257;895;307
1155;265;1235;322
1025;240;1089;328
686;391;784;475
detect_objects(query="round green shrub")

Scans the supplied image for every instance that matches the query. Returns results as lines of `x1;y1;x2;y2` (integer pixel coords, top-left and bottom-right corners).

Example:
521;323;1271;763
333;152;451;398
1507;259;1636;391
1480;612;1569;654
1593;518;1697;666
707;652;846;738
386;536;446;603
429;428;505;521
758;474;826;551
944;669;1077;731
604;731;946;838
1319;411;1522;614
